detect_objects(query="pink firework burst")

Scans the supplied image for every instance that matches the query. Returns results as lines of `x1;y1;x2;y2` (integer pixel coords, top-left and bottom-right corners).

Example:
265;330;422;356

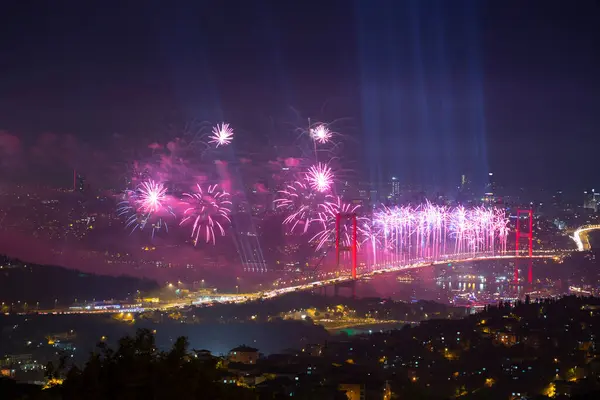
273;178;334;234
180;183;232;245
306;163;334;193
311;197;368;250
310;124;332;144
117;179;173;237
138;180;168;213
208;122;234;147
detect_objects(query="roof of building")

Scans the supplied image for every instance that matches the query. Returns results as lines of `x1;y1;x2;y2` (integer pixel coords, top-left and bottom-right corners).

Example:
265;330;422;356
230;345;259;353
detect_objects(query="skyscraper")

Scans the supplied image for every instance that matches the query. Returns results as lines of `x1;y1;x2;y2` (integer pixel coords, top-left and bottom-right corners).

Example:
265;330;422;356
457;174;474;204
390;176;400;199
583;190;599;212
76;173;87;193
482;172;498;204
552;190;563;208
485;172;497;195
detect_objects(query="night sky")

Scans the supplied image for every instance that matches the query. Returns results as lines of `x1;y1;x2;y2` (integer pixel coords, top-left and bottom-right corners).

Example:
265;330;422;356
1;0;599;195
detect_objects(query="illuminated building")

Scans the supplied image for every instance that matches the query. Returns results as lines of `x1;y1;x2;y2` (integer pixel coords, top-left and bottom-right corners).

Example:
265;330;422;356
495;331;518;346
0;368;15;378
457;174;474;204
194;349;215;362
390;176;400;199
552;190;563;208
0;354;33;366
486;172;497;193
228;345;259;364
303;343;323;357
482;173;498;204
76;174;86;193
482;192;496;204
583;190;600;212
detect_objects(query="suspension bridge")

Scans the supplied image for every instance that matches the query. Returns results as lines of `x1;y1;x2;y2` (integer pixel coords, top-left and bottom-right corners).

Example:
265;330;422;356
262;251;561;299
40;210;583;314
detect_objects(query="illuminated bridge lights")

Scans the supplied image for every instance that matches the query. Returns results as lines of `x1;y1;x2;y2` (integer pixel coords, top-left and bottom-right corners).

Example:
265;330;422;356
259;252;561;298
572;225;600;251
41;251;567;315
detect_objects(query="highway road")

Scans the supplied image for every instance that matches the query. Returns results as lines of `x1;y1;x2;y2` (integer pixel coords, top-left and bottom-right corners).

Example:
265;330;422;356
572;224;600;251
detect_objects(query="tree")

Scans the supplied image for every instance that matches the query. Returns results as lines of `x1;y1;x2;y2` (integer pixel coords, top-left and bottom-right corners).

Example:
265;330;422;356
59;329;255;400
0;377;49;400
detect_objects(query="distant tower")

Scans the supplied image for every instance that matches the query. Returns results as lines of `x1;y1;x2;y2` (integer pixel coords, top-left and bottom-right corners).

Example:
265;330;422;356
390;176;400;199
76;173;87;193
457;174;474;204
552;190;563;208
486;172;497;194
483;172;497;204
583;190;599;212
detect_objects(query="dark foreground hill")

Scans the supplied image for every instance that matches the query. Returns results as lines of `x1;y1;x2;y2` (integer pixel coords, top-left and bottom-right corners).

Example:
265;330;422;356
0;255;158;308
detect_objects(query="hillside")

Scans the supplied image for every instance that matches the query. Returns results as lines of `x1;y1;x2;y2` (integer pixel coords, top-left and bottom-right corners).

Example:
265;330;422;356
0;255;159;308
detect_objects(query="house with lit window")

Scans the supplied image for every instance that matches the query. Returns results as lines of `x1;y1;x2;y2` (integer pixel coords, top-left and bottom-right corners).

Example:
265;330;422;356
229;345;259;364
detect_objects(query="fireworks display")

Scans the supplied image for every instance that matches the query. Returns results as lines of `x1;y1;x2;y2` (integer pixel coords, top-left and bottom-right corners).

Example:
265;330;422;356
310;197;369;251
137;180;168;213
208;122;234;147
273;178;334;234
306;162;334;193
117;121;238;244
115;116;514;274
180;183;232;246
310;124;332;144
117;179;174;237
373;203;509;263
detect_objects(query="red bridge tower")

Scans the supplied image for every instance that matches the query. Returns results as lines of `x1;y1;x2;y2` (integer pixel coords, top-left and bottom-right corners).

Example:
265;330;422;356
335;213;358;280
515;209;534;284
